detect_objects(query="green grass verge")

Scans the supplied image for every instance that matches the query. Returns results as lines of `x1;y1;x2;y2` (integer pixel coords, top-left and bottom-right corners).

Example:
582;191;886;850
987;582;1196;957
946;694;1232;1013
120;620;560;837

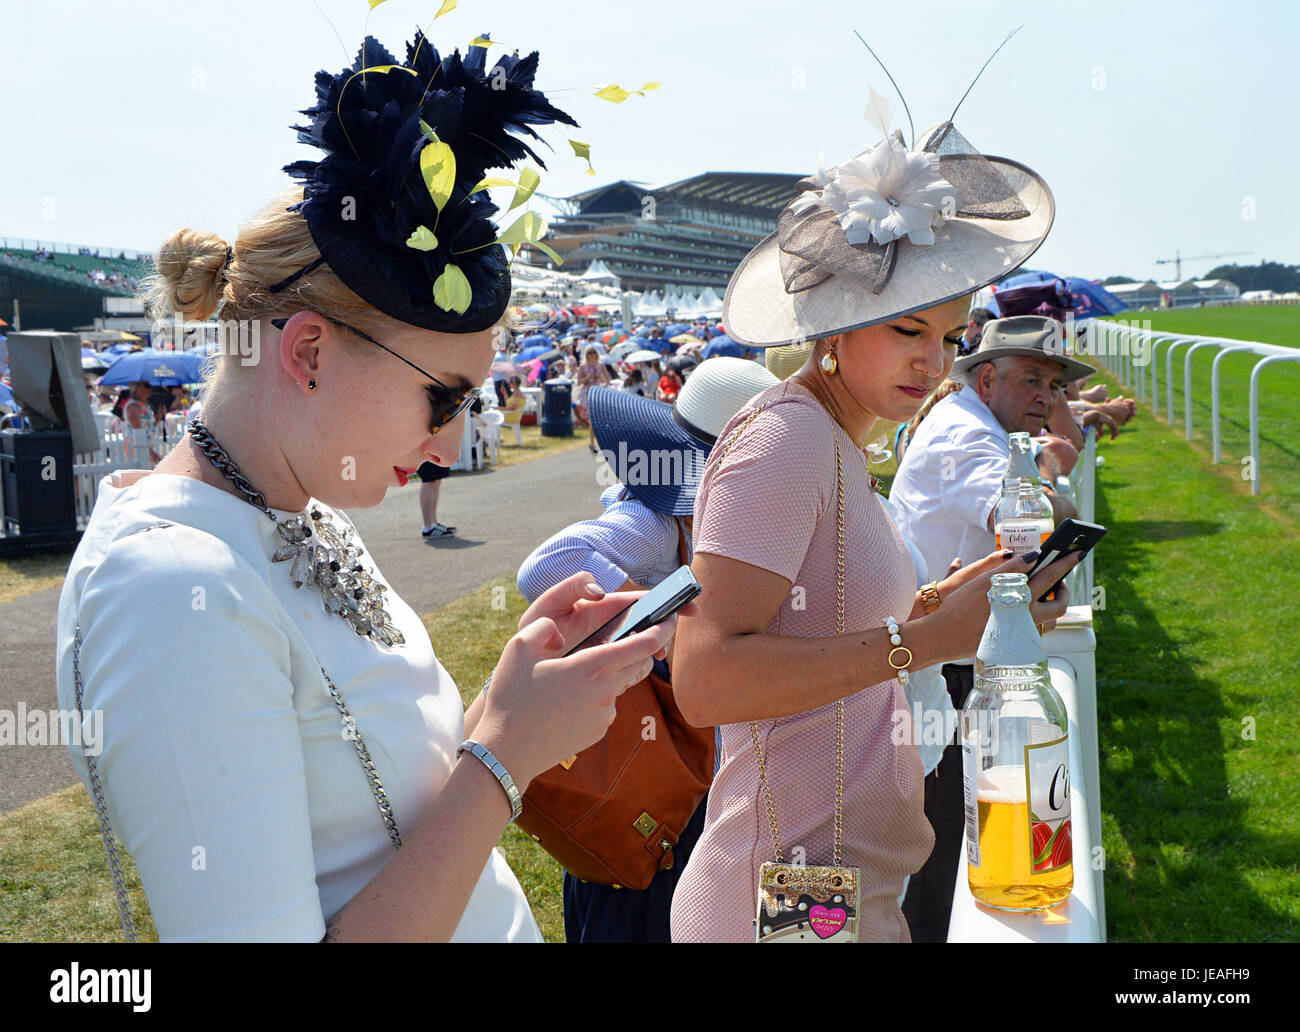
1091;368;1299;941
0;574;563;943
0;785;157;942
1100;306;1300;524
0;552;70;605
489;422;589;469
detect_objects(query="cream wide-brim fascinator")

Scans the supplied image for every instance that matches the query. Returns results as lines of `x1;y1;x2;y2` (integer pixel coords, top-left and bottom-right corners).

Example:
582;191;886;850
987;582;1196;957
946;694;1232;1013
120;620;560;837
724;30;1055;351
725;118;1054;349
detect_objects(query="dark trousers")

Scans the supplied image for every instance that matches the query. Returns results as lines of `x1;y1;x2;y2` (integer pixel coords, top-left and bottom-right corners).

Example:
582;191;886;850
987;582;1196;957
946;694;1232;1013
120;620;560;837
563;797;708;943
494;380;509;407
901;663;975;943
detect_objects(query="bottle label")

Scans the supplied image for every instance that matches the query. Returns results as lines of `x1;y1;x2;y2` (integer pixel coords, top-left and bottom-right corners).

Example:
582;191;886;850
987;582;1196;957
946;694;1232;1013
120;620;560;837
1024;728;1071;873
961;733;980;868
997;521;1047;553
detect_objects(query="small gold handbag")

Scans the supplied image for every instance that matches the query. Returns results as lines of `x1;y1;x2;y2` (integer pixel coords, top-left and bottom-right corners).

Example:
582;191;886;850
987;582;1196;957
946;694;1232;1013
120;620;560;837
714;409;865;943
753;432;862;943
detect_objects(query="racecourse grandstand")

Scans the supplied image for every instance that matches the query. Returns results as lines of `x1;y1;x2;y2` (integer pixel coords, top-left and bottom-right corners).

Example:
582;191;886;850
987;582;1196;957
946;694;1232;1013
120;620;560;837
0;239;153;331
537;171;803;294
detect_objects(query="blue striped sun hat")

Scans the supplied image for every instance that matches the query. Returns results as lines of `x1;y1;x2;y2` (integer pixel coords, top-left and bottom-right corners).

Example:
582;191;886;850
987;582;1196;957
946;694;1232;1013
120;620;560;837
588;356;778;516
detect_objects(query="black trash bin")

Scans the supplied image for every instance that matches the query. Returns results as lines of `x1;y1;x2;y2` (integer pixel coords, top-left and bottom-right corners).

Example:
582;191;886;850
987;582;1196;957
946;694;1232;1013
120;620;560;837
539;378;573;437
1;428;77;535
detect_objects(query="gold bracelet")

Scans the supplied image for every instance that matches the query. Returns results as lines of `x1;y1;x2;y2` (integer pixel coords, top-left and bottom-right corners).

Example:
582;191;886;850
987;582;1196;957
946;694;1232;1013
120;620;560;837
919;582;942;614
884;616;913;686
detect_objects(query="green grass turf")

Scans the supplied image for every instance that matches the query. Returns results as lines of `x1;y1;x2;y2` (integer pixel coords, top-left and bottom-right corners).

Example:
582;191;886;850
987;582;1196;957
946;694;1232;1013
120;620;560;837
1089;365;1299;941
1098;306;1300;523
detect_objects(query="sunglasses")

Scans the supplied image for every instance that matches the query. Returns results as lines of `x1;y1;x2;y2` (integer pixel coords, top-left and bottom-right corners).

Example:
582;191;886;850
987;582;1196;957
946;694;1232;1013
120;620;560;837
270;315;478;435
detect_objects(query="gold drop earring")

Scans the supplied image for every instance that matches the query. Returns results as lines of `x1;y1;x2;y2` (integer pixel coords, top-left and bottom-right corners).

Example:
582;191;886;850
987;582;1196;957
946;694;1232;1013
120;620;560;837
820;343;838;376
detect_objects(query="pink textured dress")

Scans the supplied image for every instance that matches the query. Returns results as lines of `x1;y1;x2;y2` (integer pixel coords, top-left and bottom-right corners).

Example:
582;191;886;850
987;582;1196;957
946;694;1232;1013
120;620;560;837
670;380;934;942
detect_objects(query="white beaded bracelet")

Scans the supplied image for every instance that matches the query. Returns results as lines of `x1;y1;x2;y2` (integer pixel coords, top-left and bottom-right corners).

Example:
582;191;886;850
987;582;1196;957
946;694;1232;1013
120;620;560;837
884;616;913;686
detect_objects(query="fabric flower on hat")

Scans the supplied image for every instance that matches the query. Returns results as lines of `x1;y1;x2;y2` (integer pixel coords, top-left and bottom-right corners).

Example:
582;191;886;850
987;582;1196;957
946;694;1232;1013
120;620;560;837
819;136;955;247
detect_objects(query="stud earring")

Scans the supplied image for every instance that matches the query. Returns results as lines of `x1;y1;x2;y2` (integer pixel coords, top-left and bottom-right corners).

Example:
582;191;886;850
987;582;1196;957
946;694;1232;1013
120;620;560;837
307;379;317;391
820;348;838;376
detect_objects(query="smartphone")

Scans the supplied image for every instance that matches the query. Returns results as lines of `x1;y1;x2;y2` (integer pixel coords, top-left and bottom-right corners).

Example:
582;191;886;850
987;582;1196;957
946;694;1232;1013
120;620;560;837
1024;518;1107;602
564;565;701;656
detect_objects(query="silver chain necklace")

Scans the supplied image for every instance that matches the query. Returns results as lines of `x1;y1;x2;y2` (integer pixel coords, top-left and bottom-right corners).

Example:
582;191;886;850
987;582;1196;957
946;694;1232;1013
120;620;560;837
186;417;405;647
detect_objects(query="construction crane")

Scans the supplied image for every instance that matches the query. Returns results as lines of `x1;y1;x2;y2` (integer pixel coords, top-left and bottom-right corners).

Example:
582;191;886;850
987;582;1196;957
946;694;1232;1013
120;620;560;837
1155;250;1252;281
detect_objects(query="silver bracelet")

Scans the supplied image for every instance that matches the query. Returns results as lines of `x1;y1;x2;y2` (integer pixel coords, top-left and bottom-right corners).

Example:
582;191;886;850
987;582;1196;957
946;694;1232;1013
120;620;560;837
457;740;523;823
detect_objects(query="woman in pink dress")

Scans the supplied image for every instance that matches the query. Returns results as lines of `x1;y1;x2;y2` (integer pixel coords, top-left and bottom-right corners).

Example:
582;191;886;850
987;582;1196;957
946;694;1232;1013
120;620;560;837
574;344;610;451
670;112;1078;942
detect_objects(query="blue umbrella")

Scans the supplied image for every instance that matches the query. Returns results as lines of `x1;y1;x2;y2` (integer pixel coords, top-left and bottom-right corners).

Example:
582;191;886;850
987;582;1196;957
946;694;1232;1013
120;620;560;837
700;334;744;359
990;273;1127;319
519;333;551;348
517;344;551;362
662;323;691;339
82;347;116;370
1058;278;1128;318
105;343;137;355
98;349;210;386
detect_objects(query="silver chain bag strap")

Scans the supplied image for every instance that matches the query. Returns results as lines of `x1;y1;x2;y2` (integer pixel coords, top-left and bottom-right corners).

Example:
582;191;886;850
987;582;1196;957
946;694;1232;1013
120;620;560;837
73;420;406;940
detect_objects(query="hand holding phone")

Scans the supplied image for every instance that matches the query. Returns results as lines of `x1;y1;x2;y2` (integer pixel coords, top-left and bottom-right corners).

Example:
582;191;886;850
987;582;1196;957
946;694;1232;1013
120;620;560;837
552;566;699;768
1025;518;1107;602
564;565;701;656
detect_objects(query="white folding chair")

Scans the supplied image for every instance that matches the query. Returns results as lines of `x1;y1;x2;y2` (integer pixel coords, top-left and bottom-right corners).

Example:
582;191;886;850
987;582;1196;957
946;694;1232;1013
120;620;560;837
479;410;504;465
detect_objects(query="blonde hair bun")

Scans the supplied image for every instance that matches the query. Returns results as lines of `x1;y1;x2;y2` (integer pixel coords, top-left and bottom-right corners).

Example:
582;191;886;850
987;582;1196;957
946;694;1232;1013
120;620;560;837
141;228;230;323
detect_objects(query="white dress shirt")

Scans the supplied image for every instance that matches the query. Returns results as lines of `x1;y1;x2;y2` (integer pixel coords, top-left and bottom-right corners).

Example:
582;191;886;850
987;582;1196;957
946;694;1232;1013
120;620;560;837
889;385;1011;586
56;470;540;942
879;496;955;777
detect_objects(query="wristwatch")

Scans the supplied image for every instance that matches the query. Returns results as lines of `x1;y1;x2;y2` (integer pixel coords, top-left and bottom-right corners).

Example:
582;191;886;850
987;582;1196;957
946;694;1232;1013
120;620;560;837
919;581;942;614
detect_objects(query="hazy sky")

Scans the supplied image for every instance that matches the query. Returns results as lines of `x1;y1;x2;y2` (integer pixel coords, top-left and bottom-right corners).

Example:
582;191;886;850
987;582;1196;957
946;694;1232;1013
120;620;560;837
1;0;1293;282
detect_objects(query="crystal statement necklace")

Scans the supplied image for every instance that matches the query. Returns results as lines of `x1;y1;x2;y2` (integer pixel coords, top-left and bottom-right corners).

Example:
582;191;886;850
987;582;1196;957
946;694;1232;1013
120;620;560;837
186;418;406;647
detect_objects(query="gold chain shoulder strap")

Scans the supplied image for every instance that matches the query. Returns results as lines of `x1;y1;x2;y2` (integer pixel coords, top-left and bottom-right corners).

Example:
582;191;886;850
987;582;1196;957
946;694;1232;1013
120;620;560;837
712;401;847;867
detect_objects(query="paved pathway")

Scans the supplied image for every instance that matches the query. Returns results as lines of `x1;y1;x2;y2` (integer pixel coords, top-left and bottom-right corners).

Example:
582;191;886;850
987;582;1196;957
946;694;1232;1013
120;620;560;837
0;444;607;815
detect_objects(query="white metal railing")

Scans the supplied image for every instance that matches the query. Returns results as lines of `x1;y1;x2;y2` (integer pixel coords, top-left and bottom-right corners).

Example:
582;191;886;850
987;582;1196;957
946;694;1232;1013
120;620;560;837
1089;320;1299;494
1204;296;1300;308
69;412;191;528
948;424;1103;942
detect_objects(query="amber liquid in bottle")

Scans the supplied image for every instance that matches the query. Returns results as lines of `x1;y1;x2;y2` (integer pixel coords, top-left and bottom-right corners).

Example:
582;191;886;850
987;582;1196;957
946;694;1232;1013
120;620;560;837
967;766;1073;910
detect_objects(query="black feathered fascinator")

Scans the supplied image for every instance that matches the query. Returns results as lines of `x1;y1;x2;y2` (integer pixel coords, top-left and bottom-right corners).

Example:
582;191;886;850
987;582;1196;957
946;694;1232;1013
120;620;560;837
280;29;578;333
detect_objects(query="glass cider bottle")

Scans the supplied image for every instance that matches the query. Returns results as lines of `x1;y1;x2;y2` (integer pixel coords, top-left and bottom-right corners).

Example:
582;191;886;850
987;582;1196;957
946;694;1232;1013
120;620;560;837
961;573;1073;911
994;432;1053;552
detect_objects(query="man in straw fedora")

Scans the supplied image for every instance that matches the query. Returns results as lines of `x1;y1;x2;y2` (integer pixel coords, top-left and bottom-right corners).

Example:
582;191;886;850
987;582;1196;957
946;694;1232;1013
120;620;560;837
888;313;1091;940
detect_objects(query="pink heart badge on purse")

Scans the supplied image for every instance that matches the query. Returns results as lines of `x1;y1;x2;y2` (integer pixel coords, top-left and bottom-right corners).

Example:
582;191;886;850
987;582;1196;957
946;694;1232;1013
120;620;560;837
808;904;847;939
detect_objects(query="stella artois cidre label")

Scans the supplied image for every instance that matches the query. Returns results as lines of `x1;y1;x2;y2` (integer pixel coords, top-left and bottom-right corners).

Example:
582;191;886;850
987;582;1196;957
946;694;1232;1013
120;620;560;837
1024;723;1071;874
